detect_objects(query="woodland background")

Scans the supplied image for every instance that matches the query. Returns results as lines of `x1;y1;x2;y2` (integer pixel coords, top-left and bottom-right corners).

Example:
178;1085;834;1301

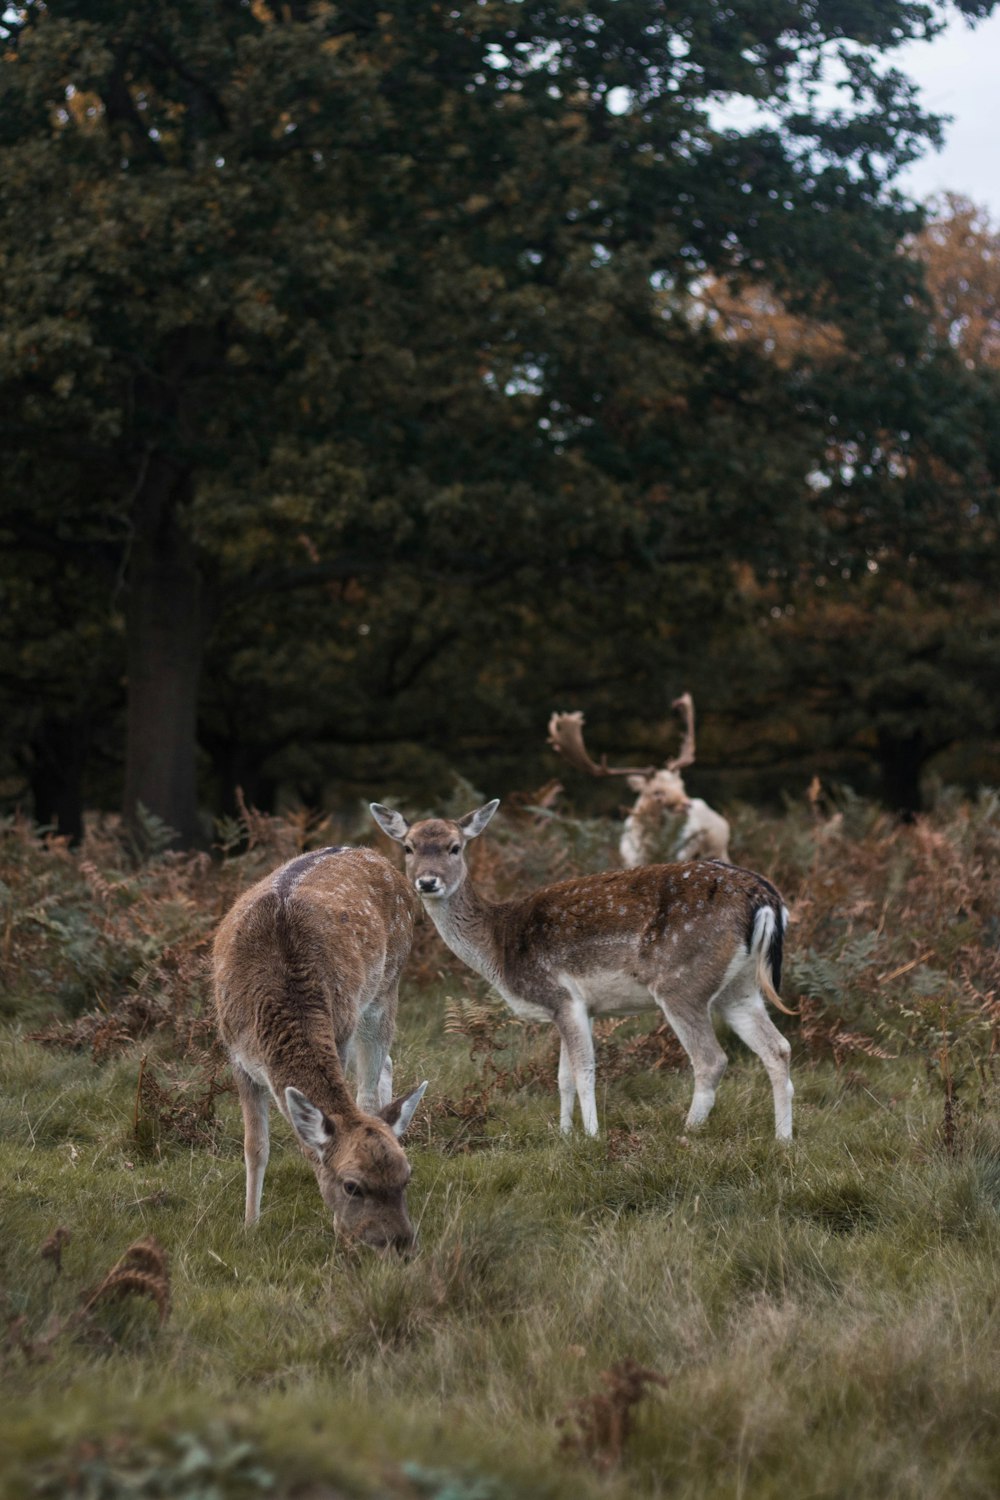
3;9;1000;1497
1;0;999;845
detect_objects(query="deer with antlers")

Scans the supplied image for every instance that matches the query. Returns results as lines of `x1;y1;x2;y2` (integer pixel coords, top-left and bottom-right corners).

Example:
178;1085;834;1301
548;693;731;867
370;800;793;1141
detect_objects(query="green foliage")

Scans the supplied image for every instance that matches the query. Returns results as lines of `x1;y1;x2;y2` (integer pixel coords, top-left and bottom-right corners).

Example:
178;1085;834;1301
403;1464;510;1500
1;1;997;835
128;804;182;862
34;1432;277;1500
787;931;881;1012
0;818;212;1022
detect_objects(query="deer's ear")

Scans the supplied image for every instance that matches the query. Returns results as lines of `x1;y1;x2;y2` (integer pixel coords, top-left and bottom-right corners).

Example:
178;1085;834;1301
370;804;410;842
285;1087;334;1156
457;800;500;839
379;1080;428;1139
626;775;648;793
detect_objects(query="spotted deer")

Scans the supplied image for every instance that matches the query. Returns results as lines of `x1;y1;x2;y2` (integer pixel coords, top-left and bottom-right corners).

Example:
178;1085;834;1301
213;845;427;1249
371;801;793;1141
548;693;731;866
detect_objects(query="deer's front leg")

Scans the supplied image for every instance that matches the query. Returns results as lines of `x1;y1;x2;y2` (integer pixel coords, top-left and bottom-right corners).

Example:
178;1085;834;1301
557;1036;576;1132
556;995;597;1137
232;1060;270;1225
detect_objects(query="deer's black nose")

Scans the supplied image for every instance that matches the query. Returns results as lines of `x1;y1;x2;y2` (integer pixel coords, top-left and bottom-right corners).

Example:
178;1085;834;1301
416;876;443;894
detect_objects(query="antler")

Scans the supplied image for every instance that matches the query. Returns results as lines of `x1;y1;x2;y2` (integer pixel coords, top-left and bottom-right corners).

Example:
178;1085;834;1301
547;712;657;779
666;692;696;772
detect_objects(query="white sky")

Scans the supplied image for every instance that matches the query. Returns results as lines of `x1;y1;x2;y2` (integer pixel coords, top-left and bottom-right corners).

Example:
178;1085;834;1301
704;6;999;222
894;7;1000;217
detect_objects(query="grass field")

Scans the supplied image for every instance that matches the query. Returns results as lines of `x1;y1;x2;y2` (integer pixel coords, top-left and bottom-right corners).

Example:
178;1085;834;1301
1;794;998;1499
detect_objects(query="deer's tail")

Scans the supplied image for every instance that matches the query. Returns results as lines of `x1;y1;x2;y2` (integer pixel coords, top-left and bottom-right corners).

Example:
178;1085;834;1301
750;901;797;1016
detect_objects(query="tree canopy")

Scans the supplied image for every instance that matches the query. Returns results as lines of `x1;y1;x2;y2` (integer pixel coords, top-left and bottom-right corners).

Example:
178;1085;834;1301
1;0;997;841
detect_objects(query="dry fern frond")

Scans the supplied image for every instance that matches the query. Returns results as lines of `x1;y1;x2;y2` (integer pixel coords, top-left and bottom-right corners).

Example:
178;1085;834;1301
80;1236;171;1326
443;995;500;1052
598;1020;687;1079
135;1059;228;1148
234;787;271;852
27;1013;136;1058
84;1269;171;1324
3;1235;171;1365
557;1357;668;1470
39;1226;71;1275
797;997;896;1066
111;1238;170;1279
78;859;117;906
231;789;338;862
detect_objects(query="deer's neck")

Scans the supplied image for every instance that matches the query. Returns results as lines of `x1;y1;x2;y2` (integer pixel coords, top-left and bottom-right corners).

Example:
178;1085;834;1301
268;1040;361;1127
423;878;504;987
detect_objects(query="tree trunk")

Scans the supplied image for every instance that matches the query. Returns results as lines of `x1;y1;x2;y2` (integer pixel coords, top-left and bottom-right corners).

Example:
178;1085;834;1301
27;711;90;844
123;457;205;849
876;728;927;818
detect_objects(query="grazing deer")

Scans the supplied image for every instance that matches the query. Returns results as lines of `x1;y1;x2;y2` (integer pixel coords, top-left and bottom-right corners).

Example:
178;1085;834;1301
548;694;731;866
370;801;793;1141
213;845;427;1249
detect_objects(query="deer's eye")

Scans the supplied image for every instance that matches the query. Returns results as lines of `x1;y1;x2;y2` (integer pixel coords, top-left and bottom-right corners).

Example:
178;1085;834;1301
449;843;460;855
342;1179;364;1199
403;844;414;855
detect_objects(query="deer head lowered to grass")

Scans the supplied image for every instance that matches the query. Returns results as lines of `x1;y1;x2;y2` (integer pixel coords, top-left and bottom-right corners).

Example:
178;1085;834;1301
370;800;793;1141
547;693;731;866
213;845;427;1251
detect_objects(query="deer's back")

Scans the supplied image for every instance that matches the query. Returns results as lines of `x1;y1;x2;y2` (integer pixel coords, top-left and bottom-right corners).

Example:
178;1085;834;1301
496;861;779;996
213;846;416;1059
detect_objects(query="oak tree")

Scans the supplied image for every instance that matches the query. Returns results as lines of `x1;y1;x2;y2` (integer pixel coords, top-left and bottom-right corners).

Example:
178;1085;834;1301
1;0;995;836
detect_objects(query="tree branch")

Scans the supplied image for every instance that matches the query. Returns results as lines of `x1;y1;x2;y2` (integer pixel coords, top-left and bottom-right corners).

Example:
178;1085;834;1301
141;37;231;134
102;42;166;166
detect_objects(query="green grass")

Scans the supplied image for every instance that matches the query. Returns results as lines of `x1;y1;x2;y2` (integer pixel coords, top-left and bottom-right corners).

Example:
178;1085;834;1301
2;796;999;1498
2;983;1000;1500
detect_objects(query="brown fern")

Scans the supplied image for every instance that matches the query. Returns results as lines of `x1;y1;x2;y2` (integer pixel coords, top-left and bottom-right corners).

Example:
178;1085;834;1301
39;1226;71;1275
797;997;896;1067
78;859;117;906
3;1235;170;1364
557;1357;668;1470
79;1236;171;1326
135;1058;229;1149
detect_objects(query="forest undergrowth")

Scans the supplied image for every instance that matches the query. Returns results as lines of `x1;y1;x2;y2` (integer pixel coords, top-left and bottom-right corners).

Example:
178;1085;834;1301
1;787;998;1499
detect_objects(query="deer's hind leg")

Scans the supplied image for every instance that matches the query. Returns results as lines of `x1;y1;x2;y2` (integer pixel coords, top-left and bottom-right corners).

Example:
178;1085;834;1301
718;989;793;1141
353;996;397;1113
652;985;728;1132
232;1059;271;1225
